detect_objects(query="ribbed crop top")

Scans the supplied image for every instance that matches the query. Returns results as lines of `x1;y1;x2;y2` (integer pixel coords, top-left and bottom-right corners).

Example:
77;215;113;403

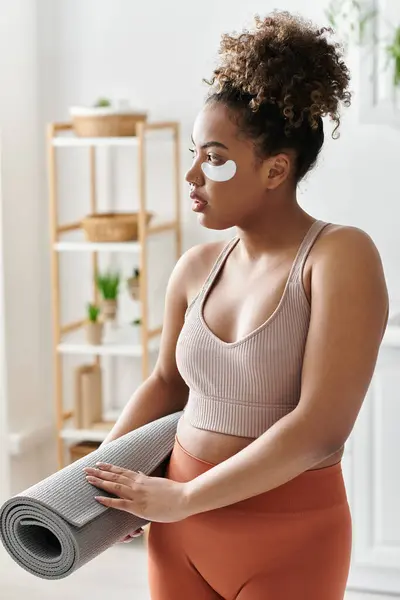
175;220;330;438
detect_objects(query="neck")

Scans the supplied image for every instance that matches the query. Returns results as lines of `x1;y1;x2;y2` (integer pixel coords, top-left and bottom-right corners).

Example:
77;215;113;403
236;194;316;259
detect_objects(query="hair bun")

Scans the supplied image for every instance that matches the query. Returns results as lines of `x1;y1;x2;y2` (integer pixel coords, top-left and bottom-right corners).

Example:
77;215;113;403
207;11;351;134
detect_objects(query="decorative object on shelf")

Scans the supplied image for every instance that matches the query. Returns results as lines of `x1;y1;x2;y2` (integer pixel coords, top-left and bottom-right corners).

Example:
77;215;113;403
96;271;120;321
69;441;100;463
69;98;147;137
85;303;103;345
81;211;153;243
326;0;400;88
94;97;112;108
127;268;140;300
74;364;103;430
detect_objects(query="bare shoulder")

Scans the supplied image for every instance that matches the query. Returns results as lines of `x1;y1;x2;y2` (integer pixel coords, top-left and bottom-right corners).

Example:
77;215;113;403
169;239;229;303
316;223;380;256
312;224;385;277
177;240;227;274
310;223;389;327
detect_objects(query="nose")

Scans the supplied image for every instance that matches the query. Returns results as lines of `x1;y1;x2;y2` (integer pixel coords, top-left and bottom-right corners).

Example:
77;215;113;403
185;160;204;187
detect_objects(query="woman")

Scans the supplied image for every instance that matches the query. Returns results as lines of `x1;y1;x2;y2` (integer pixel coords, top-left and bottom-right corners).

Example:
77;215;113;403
84;12;388;599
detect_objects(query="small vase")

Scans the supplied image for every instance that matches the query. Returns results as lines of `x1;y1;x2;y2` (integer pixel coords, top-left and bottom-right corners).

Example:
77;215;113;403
127;277;140;300
101;299;118;321
85;321;103;345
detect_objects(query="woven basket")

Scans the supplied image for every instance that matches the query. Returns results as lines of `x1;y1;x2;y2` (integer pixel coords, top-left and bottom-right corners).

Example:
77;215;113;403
71;111;147;138
69;441;100;463
81;212;153;243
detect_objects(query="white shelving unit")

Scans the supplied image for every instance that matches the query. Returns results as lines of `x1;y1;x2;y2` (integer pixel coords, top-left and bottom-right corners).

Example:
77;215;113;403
53;136;146;148
47;121;181;467
54;240;140;253
57;325;160;357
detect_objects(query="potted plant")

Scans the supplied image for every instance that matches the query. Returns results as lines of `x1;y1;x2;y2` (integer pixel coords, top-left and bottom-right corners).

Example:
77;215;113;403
85;303;103;345
127;268;140;300
96;271;120;321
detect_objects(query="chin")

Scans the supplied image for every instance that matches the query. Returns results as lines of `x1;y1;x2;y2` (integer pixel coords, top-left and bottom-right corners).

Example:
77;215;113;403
197;213;234;231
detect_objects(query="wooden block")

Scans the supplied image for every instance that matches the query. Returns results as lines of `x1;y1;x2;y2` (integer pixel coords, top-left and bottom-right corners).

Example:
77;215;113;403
74;364;103;429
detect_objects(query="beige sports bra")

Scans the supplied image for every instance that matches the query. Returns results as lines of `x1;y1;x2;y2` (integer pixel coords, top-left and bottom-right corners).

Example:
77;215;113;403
176;220;330;438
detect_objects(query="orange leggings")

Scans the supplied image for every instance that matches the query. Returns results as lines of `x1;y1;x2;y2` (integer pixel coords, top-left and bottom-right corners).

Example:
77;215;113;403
148;438;352;600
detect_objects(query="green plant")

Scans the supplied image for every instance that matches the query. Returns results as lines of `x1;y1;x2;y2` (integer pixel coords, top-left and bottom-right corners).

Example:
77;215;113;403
386;26;400;87
87;303;100;322
94;97;112;108
131;318;142;326
325;0;376;45
96;272;120;300
326;0;400;88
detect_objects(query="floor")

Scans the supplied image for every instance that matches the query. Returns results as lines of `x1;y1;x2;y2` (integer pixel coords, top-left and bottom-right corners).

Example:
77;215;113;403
0;539;398;600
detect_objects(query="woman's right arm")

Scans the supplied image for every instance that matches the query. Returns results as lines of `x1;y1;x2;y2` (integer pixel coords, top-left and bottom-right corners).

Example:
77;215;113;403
100;251;191;446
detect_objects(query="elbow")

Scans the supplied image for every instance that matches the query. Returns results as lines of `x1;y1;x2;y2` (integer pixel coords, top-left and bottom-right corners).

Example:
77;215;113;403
320;438;346;459
294;411;348;461
313;429;348;460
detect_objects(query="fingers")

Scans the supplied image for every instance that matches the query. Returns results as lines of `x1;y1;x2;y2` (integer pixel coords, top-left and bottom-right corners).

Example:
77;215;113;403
86;462;145;483
95;462;125;473
119;528;144;543
84;467;133;486
95;463;139;481
86;474;134;499
95;496;133;512
126;528;145;540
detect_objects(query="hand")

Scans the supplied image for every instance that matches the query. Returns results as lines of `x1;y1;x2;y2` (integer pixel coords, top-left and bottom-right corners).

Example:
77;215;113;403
118;528;144;543
83;462;192;523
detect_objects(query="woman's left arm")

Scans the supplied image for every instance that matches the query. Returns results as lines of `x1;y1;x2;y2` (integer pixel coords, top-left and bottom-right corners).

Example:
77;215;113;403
85;227;389;521
184;226;389;514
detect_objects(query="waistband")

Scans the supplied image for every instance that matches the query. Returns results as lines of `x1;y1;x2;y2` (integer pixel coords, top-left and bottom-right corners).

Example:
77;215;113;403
170;436;348;514
184;392;297;439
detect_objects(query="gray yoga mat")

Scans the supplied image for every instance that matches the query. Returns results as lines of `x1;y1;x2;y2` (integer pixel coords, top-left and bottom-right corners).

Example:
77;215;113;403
0;411;183;580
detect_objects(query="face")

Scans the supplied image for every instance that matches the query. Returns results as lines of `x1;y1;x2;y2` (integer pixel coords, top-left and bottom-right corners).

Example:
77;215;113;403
185;103;291;231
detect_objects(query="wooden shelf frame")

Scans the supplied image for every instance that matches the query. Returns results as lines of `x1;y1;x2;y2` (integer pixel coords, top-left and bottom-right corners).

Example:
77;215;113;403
47;121;182;467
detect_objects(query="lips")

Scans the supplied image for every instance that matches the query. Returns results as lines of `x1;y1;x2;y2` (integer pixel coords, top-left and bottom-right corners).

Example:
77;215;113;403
190;190;208;213
190;190;207;203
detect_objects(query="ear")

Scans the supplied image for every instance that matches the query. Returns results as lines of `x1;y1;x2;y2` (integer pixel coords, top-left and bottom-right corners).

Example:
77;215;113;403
263;154;292;189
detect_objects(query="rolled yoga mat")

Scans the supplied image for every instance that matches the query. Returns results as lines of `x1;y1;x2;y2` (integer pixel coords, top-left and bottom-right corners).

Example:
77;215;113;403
0;411;183;580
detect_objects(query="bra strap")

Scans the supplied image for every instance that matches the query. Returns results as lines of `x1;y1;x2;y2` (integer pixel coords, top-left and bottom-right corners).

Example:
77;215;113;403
289;220;331;284
185;237;239;317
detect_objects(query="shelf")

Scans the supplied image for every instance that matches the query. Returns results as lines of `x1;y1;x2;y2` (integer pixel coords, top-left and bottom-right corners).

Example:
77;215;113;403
52;135;173;148
48;120;181;468
54;221;176;252
60;426;113;444
55;240;140;253
57;325;160;357
53;136;142;148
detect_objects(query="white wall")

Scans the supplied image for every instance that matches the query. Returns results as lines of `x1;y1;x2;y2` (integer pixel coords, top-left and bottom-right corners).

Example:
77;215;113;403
0;136;10;503
0;0;56;494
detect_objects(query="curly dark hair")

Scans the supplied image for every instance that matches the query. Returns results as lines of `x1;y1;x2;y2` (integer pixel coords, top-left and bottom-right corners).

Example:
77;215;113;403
205;11;351;182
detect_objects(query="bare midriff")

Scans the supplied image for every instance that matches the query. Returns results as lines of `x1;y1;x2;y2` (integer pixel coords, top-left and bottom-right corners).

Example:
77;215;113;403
177;416;344;470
